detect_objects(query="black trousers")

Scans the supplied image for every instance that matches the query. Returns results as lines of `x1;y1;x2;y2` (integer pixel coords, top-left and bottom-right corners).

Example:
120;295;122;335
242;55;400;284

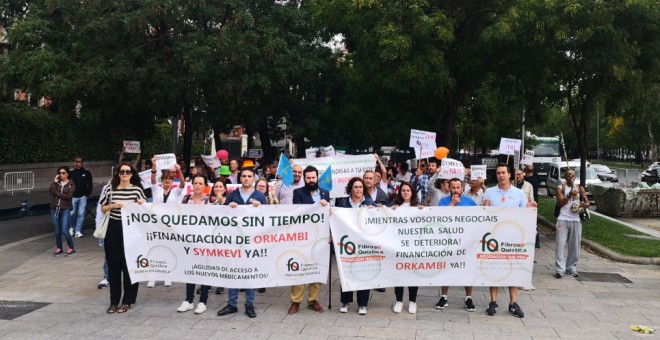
394;286;418;302
340;287;370;307
105;219;139;305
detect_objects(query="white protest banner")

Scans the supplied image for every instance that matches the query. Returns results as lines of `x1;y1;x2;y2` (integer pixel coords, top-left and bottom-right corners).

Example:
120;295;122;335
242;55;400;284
305;148;319;159
409;129;437;159
292;154;376;198
470;165;487;180
520;150;535;166
155;153;177;170
138;169;161;189
498;138;522;156
123;140;141;153
123;203;330;288
201;154;221;168
321;145;336;157
439;158;465;180
330;206;536;291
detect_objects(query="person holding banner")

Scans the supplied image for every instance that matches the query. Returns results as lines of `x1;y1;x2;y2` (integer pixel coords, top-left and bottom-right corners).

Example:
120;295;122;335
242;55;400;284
100;163;146;314
363;171;390;207
218;168;268;319
482;164;537;318
336;177;377;315
147;159;185;288
256;178;279;205
390;182;422;314
437;178;477;312
287;166;329;315
210;179;228;206
175;175;212;314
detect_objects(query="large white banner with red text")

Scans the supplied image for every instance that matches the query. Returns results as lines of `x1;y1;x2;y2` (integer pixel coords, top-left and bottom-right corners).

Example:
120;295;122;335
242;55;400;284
122;203;330;288
330;206;536;291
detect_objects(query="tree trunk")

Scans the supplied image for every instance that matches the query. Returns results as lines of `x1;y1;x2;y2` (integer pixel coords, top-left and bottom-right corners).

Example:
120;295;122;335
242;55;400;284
258;119;276;163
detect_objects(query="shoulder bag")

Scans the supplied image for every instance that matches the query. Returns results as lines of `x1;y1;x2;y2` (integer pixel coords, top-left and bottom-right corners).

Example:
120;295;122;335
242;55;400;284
94;189;112;239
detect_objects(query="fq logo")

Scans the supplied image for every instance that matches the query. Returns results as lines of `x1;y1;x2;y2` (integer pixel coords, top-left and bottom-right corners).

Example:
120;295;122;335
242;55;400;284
136;254;150;268
287;258;300;272
339;235;355;255
481;233;499;252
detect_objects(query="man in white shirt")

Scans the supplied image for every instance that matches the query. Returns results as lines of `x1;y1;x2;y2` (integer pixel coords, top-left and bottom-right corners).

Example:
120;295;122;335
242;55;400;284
276;164;304;204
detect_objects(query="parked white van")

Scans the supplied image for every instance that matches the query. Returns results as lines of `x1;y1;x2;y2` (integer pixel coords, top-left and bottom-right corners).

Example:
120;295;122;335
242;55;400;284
546;161;602;202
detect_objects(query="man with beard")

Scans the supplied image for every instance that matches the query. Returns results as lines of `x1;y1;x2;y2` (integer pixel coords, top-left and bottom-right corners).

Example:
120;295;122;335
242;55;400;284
276;164;304;204
288;166;330;314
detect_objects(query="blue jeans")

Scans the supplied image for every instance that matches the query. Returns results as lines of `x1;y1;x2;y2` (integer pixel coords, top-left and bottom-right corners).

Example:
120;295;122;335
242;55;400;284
103;259;109;280
70;196;87;233
228;288;255;307
51;208;74;250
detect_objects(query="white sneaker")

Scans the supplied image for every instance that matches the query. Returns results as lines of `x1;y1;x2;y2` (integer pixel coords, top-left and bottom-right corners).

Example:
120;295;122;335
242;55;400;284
147;281;155;288
75;232;83;238
69;228;74;236
339;303;349;313
164;281;172;287
408;302;417;314
358;306;367;315
194;302;207;314
97;279;109;289
392;301;403;314
521;285;536;291
177;301;194;312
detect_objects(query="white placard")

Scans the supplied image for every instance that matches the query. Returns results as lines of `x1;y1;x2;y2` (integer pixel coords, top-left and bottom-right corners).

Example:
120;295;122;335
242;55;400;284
201;154;221;168
439;158;465;180
123;203;330;288
498;138;522;156
155;153;177;170
520;150;535;166
305;148;319;159
123;140;141;153
330;206;536;290
292;154;376;198
471;165;487;180
248;149;263;158
138;169;161;189
321;145;336;157
410;129;437;159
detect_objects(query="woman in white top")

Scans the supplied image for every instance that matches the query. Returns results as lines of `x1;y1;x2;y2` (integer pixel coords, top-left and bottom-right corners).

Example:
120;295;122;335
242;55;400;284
147;158;185;288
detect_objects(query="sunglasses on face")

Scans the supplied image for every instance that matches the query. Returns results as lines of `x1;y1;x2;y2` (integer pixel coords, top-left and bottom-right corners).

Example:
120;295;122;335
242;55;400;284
58;172;67;175
119;170;132;175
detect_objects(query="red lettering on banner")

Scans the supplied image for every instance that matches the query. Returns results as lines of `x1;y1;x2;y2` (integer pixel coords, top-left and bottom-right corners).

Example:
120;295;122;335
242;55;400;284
253;232;309;244
194;248;241;257
395;262;446;270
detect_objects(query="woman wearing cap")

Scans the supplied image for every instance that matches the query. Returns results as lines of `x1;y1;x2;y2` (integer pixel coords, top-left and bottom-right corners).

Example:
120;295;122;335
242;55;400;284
147;157;185;288
50;166;76;256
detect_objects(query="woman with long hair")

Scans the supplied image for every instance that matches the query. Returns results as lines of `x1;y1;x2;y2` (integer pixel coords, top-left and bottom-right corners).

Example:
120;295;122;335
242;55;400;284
210;178;228;205
100;163;146;314
390;182;421;314
335;177;376;315
177;175;212;314
50;166;76;256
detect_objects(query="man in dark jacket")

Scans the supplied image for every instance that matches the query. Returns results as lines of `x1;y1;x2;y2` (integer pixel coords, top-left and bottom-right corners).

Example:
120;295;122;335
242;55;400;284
288;166;329;315
69;156;93;238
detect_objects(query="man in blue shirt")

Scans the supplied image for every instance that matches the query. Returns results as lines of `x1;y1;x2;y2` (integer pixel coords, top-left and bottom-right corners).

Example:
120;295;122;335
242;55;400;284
482;164;537;318
217;168;267;319
437;178;477;312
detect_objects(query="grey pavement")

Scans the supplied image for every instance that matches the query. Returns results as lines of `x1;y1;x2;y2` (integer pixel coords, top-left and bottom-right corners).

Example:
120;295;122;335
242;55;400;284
0;227;659;339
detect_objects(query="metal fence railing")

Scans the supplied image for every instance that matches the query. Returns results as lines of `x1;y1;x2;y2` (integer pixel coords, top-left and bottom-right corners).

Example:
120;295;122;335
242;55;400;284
4;171;35;195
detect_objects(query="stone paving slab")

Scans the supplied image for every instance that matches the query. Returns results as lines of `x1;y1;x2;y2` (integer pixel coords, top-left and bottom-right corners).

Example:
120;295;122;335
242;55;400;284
0;232;658;339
